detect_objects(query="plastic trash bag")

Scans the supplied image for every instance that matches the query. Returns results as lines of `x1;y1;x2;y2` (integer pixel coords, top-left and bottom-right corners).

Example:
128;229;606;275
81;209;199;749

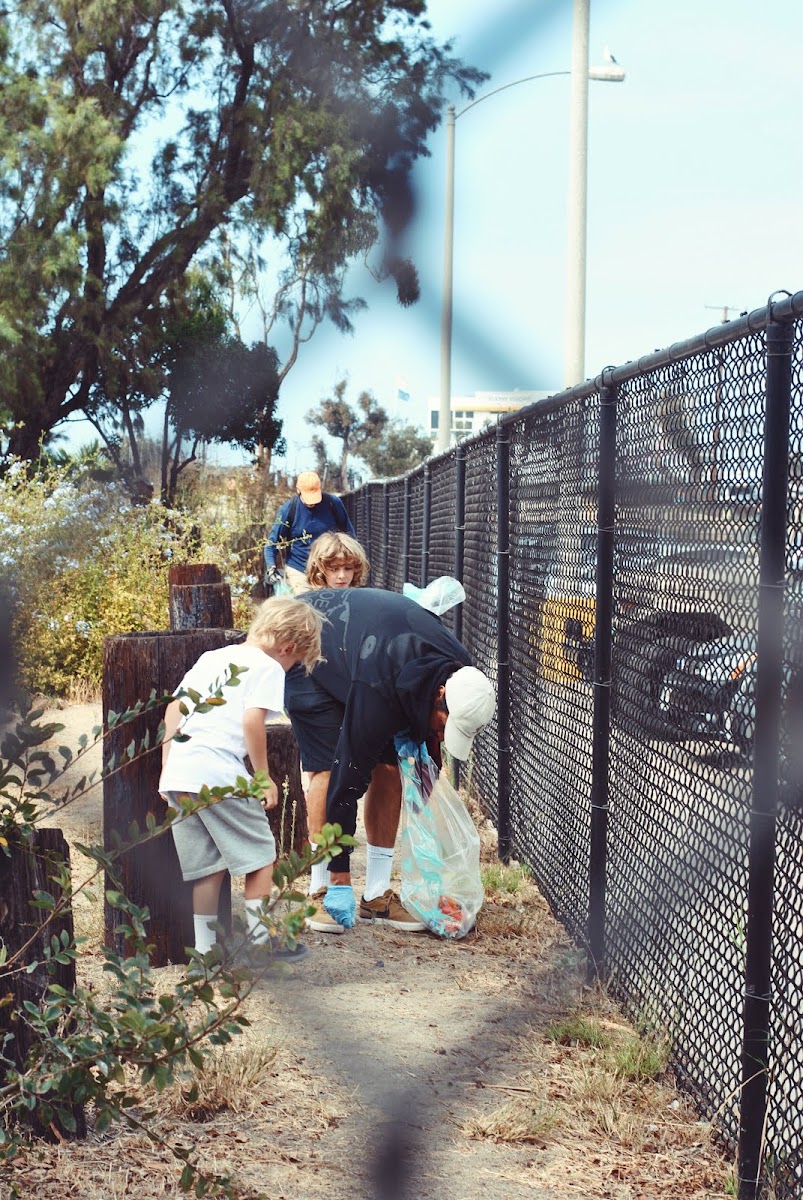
395;736;484;939
271;574;294;597
402;576;466;616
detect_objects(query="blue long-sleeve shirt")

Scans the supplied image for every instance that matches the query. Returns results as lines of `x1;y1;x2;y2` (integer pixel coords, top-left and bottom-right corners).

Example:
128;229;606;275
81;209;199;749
263;493;355;572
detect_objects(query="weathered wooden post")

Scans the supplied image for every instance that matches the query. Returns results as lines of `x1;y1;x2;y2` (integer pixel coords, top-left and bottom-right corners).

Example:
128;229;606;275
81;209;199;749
102;628;245;965
0;828;86;1138
169;583;234;631
168;563;222;587
168;563;233;631
265;720;308;858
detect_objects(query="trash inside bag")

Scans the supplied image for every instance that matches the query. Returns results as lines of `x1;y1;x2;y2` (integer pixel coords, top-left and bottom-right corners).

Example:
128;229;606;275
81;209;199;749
402;576;466;615
395;736;483;939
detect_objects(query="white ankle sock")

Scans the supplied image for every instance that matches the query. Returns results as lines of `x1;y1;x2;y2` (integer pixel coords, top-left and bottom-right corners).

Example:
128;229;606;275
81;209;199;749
364;844;394;901
310;860;329;894
193;914;218;954
245;899;270;944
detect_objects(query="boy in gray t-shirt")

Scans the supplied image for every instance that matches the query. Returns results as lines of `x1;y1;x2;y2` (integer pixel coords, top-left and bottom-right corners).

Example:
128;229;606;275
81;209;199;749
159;597;323;957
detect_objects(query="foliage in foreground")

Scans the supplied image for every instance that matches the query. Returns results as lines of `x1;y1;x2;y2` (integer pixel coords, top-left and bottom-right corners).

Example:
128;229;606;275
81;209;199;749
0;692;353;1197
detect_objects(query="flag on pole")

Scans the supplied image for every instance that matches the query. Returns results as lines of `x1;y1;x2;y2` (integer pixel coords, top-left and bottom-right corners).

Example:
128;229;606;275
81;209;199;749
396;375;411;403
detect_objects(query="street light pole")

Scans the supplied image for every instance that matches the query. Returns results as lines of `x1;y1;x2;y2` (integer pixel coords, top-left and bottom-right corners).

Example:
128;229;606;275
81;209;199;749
564;0;590;388
437;52;624;452
438;103;456;456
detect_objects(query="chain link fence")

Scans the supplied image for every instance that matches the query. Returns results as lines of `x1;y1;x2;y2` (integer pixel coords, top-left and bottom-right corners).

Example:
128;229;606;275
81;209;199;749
343;290;803;1200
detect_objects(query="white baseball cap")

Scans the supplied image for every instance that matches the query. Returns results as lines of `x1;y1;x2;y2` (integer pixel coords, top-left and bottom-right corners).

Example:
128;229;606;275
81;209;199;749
443;666;496;761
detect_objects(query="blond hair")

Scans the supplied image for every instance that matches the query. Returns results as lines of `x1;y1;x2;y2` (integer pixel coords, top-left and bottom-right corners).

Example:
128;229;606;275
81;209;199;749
305;532;370;589
247;596;324;673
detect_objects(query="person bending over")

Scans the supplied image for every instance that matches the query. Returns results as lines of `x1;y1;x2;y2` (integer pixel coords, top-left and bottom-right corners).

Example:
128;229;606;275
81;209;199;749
284;588;495;935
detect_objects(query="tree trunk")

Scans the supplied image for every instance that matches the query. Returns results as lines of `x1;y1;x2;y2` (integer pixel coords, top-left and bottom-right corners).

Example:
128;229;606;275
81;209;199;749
169;583;233;631
102;629;245;965
0;828;86;1139
265;721;308;859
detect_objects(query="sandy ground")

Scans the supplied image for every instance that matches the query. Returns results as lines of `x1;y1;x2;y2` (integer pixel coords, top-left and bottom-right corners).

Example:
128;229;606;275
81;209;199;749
3;704;731;1200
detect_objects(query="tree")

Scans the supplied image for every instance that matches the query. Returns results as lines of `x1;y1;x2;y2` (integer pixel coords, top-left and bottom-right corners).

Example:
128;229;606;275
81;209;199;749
80;269;284;503
305;380;388;490
306;379;432;486
0;1;484;465
360;418;433;478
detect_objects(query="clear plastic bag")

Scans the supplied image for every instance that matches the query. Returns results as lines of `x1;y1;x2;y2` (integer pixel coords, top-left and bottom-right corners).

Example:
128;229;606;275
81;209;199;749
396;738;484;938
402;576;466;615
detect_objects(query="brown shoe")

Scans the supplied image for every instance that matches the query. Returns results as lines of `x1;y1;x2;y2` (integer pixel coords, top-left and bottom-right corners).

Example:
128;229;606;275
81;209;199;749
305;887;346;934
358;890;426;932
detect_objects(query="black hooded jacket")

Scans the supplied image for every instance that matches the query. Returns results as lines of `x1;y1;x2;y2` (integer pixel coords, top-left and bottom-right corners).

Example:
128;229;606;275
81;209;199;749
293;588;471;856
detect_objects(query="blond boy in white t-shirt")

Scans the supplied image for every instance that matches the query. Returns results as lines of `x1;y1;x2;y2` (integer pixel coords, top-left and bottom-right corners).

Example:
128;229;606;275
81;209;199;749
159;597;323;957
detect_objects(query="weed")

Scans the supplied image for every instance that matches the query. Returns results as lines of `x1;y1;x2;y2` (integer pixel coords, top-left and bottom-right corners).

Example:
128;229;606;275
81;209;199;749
611;1032;671;1082
480;859;532;897
546;1015;611;1049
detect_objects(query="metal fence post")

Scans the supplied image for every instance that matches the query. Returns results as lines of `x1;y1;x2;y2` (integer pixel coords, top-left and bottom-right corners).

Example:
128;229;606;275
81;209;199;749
496;423;511;861
588;378;617;981
382;483;390;588
421;463;432;586
364;483;373;577
402;476;411;586
737;309;793;1200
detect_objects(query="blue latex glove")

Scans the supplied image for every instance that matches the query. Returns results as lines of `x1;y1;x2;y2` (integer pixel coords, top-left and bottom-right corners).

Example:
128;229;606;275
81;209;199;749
324;884;356;928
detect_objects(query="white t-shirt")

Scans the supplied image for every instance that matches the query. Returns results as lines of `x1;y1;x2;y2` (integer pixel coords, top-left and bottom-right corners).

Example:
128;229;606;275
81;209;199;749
159;643;285;794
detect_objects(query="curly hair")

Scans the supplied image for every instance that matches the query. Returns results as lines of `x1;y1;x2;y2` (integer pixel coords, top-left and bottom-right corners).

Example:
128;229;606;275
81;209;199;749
305;532;370;589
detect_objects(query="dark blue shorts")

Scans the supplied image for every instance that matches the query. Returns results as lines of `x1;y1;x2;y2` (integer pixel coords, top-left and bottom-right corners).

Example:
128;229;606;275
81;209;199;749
283;667;345;772
284;667;396;773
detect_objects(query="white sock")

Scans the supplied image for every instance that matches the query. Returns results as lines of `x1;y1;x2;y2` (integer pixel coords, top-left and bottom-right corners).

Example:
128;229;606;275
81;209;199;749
193;914;218;954
245;899;270;944
310;860;329;894
364;844;394;901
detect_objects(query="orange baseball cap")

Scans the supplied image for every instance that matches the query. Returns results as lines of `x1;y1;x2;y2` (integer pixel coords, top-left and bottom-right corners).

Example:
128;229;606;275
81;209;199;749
296;471;323;505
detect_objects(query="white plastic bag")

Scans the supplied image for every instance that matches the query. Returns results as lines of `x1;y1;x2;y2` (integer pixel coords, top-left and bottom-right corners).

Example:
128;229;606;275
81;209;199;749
402;576;466;616
396;738;484;938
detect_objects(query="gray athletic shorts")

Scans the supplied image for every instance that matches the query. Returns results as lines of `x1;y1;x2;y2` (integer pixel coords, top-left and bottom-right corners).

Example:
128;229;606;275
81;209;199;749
163;791;277;882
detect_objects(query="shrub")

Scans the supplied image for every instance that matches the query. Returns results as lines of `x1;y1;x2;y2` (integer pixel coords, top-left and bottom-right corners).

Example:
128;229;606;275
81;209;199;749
0;459;249;697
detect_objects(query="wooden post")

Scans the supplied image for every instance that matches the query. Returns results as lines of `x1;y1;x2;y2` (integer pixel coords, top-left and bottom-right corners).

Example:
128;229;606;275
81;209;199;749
168;563;222;587
265;721;308;859
102;629;245;965
169;583;233;631
0;828;86;1138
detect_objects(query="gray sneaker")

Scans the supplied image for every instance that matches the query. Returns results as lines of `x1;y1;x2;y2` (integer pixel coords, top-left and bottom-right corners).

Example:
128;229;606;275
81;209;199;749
305;887;347;934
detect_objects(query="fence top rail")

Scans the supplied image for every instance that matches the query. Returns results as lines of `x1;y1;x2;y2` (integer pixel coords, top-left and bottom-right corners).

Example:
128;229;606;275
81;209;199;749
345;286;803;496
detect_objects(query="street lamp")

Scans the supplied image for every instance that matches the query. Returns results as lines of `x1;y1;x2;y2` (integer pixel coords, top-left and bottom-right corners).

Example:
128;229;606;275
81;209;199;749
437;45;624;451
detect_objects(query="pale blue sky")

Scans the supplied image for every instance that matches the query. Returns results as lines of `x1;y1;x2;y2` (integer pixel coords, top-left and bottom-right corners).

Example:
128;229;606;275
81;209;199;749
267;0;803;474
61;0;803;474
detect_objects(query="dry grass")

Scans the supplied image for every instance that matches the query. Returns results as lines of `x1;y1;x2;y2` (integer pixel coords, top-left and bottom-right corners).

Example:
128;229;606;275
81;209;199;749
464;1097;560;1144
150;1036;281;1121
4;723;736;1200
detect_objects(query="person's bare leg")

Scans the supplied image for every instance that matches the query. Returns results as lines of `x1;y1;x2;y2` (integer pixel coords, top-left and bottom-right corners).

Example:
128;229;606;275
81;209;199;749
192;869;226;915
191;870;227;953
244;865;274;900
363;763;402;848
306;770;351;886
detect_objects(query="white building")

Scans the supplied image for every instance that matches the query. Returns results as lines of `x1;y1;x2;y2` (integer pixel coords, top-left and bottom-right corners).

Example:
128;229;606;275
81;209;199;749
428;390;554;444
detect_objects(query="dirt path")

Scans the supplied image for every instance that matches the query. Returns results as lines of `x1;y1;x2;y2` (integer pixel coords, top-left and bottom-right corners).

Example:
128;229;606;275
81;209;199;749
6;704;730;1200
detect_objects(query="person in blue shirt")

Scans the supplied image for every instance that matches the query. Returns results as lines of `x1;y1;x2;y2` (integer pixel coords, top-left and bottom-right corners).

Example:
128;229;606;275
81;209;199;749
264;471;355;595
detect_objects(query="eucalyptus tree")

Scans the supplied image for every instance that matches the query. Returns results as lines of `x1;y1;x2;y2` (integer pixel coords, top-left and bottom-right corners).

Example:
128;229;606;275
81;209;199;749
0;0;483;463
